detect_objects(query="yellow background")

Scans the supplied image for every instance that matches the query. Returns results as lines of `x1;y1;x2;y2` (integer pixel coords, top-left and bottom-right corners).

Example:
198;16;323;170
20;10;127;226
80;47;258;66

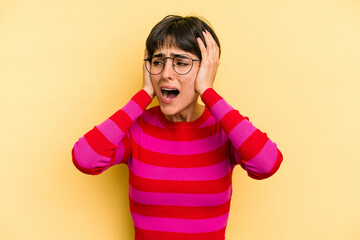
1;0;359;239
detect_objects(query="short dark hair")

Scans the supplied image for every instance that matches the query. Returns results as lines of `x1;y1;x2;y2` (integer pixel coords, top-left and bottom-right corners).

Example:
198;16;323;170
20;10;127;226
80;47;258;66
146;15;221;60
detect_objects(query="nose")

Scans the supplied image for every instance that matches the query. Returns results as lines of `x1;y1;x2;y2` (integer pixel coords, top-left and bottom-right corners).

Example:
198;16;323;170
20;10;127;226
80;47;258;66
161;58;175;80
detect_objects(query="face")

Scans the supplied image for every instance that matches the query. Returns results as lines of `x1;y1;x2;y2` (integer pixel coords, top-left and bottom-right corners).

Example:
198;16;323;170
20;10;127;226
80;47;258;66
150;46;200;118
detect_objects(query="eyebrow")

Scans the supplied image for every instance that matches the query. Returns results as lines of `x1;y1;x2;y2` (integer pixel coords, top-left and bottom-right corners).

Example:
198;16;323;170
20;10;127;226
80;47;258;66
153;53;165;58
173;54;189;59
152;53;189;58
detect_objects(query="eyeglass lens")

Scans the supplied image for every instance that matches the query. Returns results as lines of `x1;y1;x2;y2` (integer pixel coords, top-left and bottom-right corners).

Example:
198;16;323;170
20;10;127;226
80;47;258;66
146;55;194;75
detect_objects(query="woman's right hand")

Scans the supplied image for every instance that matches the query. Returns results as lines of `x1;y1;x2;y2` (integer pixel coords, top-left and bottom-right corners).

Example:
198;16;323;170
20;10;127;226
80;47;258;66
142;49;155;98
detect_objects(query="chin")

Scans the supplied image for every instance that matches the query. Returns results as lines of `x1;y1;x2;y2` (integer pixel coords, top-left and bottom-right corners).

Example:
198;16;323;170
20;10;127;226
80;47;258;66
159;104;179;116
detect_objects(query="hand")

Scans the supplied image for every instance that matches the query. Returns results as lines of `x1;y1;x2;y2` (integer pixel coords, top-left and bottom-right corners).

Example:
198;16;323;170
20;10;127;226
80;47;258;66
195;30;220;95
142;49;155;98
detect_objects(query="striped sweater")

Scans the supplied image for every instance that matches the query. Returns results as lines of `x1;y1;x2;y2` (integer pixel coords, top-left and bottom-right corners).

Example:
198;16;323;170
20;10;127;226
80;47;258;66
72;88;283;240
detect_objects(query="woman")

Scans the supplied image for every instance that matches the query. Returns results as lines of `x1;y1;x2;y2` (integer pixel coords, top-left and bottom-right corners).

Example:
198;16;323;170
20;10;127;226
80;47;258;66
72;15;283;240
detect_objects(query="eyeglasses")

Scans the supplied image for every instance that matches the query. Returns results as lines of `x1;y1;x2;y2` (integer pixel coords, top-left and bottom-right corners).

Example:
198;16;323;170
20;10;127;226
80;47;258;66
144;54;200;75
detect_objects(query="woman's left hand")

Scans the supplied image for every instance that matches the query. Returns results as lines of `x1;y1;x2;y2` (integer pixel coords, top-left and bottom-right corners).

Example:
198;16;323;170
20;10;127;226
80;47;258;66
195;30;220;95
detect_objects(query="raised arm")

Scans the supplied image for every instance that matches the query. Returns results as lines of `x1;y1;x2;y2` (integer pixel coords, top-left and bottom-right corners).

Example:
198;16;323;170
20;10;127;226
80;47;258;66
72;90;152;175
196;30;282;179
201;88;283;179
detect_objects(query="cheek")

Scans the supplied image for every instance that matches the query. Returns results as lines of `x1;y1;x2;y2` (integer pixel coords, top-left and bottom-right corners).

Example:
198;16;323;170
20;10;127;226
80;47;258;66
183;70;198;87
181;78;198;99
151;76;160;89
187;75;198;89
181;79;196;93
189;69;199;86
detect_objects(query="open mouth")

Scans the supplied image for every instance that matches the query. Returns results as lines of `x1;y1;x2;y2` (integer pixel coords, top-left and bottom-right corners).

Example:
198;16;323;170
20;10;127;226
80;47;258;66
161;88;180;101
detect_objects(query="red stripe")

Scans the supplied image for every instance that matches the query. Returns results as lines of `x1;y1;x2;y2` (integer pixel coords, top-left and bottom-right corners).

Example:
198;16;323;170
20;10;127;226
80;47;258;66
140;119;220;141
108;151;117;168
229;145;240;165
132;89;152;110
220;109;245;135
120;135;131;164
129;198;231;219
238;129;268;162
247;149;283;180
131;140;230;168
109;109;133;133
201;88;222;109
134;226;226;240
129;171;232;194
146;106;160;117
84;127;117;158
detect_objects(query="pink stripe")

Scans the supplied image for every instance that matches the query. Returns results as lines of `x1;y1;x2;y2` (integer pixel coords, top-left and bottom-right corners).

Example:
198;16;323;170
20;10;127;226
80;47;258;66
113;140;126;164
73;137;111;169
244;139;278;174
122;99;143;122
129;158;231;181
144;112;166;128
97;119;124;144
131;123;228;155
129;185;232;207
210;99;233;121
131;212;229;233
228;119;257;149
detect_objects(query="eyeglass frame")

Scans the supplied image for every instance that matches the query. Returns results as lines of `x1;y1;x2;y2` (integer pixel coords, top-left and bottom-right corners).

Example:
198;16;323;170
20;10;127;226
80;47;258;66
144;54;200;75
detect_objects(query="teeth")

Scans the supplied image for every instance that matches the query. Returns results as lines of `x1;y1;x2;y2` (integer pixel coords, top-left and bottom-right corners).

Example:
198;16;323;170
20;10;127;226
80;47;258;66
161;88;179;100
163;90;169;99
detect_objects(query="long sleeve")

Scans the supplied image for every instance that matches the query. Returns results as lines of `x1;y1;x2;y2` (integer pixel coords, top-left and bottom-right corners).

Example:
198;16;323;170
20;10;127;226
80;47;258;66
201;88;283;180
72;90;152;175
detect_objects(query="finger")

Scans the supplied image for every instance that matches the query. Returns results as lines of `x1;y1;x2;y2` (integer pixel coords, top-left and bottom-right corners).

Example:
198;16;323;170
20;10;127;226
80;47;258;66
206;30;219;57
203;30;219;60
143;49;151;72
203;31;214;58
197;37;208;59
202;31;217;59
201;31;217;65
204;30;217;54
200;31;210;53
204;30;214;49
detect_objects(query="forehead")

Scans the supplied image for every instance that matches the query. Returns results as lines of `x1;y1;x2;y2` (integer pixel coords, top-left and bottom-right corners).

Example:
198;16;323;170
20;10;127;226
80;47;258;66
153;46;197;59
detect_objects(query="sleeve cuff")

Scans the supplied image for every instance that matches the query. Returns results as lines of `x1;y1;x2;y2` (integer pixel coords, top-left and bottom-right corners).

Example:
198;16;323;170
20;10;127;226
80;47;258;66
201;88;223;109
131;89;153;111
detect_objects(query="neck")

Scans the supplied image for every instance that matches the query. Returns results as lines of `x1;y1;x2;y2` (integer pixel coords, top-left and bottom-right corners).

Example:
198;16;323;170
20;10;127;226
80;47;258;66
164;102;205;122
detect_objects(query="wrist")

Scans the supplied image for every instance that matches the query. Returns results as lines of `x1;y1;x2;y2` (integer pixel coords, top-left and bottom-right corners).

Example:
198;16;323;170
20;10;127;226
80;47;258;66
143;87;155;99
198;85;213;96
